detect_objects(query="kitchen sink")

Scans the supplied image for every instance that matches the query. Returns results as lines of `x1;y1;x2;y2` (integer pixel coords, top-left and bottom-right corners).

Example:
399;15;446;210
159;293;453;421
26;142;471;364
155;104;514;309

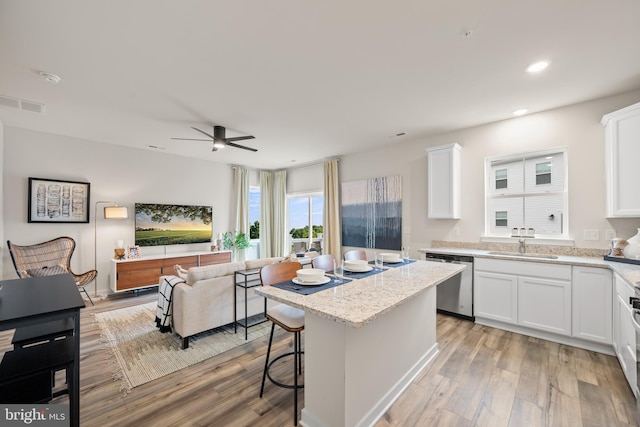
487;251;558;260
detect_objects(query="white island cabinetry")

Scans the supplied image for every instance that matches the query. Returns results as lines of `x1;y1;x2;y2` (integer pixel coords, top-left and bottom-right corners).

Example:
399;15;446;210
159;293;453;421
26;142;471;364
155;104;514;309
256;260;465;427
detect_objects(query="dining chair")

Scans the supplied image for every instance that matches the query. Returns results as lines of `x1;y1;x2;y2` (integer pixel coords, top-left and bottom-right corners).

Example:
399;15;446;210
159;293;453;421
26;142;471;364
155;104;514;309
343;249;367;261
7;237;97;305
311;254;335;272
259;261;304;426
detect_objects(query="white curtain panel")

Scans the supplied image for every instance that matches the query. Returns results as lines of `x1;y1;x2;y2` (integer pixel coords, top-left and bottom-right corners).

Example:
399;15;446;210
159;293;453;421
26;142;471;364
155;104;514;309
273;170;287;257
233;167;249;234
259;170;273;258
323;159;341;257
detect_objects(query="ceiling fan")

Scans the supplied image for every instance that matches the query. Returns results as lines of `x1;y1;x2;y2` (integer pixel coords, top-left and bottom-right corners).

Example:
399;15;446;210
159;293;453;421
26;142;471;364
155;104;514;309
172;125;257;152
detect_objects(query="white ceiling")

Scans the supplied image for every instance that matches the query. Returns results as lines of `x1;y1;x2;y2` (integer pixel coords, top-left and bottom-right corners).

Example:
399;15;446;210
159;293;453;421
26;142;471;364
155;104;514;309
1;1;639;170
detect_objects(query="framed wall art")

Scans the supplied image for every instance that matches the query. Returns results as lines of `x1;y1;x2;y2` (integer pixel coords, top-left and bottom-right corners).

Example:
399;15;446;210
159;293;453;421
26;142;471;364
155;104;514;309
28;177;91;223
341;175;402;250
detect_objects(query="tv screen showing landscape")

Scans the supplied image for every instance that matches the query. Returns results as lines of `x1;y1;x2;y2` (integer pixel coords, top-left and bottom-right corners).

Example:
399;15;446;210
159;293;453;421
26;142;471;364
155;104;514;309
135;203;213;247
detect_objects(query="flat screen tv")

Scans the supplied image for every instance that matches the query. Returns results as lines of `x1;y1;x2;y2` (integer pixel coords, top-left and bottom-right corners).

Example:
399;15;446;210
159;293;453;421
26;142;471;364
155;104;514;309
135;203;213;247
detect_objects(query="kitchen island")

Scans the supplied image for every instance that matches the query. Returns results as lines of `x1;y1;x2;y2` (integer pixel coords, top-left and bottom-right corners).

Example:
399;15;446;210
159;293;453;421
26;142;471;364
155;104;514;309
255;259;465;427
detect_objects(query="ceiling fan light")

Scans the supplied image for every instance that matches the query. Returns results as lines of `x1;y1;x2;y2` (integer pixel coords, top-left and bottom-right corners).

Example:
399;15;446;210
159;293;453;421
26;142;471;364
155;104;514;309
213;140;225;149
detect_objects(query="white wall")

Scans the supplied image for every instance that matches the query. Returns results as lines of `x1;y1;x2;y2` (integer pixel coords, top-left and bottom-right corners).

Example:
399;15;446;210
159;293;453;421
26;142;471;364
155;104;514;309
4;90;640;290
2;127;235;296
337;90;640;253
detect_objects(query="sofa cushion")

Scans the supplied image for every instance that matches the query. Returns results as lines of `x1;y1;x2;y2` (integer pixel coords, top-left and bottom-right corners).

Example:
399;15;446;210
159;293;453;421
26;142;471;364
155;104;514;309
25;264;68;277
244;257;284;270
186;262;245;285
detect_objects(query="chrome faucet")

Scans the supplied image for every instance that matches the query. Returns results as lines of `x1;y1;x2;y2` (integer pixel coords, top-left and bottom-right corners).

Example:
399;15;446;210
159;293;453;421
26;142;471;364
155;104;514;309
519;238;526;254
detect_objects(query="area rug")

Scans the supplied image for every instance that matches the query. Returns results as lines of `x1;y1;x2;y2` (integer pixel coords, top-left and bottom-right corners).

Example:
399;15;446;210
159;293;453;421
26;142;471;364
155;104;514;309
94;302;271;393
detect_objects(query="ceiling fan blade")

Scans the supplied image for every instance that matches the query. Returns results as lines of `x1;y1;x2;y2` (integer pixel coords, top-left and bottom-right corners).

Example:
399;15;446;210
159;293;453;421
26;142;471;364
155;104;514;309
226;141;258;152
191;127;215;140
225;135;255;142
171;138;212;141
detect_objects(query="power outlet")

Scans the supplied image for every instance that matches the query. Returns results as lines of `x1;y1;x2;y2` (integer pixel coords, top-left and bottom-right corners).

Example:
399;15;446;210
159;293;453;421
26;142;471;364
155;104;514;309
584;229;600;241
605;229;616;240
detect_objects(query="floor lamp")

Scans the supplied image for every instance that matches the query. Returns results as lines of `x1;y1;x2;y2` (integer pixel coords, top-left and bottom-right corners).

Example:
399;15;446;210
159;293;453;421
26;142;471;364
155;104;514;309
94;201;129;297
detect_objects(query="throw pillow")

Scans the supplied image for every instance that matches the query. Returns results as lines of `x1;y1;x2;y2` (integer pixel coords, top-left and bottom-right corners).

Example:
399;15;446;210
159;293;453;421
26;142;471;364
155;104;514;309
25;264;69;277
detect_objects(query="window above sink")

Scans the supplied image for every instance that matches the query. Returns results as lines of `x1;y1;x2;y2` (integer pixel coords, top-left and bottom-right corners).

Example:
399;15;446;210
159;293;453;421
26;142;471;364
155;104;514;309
485;147;568;239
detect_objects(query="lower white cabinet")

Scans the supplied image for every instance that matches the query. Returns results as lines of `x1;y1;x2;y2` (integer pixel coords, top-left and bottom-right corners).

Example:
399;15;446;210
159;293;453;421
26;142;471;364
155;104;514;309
475;258;615;350
475;271;518;324
613;273;637;396
518;275;572;336
572;266;612;344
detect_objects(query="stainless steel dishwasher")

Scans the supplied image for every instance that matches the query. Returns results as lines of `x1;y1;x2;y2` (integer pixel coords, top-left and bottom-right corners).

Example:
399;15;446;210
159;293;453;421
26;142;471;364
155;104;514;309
423;253;474;320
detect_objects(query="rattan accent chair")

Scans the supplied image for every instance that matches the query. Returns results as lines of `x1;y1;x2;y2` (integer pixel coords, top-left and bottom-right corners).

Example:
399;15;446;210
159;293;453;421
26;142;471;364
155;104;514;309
7;236;97;305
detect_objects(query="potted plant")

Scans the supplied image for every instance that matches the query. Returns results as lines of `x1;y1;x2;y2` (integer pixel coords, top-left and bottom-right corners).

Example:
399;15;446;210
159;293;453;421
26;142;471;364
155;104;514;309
222;231;251;261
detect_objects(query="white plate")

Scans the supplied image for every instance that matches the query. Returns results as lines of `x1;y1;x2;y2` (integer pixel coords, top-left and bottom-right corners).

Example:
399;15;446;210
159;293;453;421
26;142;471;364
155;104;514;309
292;276;331;286
344;265;373;273
384;258;403;264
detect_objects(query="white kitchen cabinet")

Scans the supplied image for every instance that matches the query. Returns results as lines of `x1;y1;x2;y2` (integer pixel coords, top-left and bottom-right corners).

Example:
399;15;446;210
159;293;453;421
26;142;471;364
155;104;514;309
518;275;572;336
474;258;571;333
572;266;612;345
426;143;461;219
602;101;640;217
613;273;637;396
475;270;518;324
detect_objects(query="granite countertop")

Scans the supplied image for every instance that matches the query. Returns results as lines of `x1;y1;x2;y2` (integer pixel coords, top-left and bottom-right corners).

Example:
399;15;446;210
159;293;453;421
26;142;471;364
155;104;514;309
417;247;640;289
255;260;465;328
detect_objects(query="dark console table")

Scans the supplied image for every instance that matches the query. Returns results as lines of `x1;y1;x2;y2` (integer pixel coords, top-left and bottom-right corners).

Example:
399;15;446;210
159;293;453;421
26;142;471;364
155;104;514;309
0;274;85;427
234;269;267;340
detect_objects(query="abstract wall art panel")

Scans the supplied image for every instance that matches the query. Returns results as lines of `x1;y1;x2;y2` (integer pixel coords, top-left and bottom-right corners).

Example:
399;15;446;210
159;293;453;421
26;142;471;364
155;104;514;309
341;175;402;250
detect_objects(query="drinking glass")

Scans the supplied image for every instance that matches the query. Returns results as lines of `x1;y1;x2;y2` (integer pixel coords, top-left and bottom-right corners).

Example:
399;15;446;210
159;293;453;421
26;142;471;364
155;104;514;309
374;252;383;270
333;259;344;283
402;246;410;262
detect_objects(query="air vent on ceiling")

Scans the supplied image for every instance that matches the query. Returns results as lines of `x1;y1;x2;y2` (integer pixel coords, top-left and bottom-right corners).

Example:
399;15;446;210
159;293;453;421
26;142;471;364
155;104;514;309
0;95;46;114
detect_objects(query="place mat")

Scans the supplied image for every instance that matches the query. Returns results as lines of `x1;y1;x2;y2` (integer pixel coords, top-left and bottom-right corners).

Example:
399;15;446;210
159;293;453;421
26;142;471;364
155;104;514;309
343;268;387;279
385;259;417;268
369;259;417;268
272;277;352;295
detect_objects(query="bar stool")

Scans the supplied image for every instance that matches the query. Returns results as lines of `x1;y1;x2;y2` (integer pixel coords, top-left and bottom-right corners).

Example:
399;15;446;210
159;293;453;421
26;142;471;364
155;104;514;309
259;261;304;426
343;249;367;261
311;254;336;272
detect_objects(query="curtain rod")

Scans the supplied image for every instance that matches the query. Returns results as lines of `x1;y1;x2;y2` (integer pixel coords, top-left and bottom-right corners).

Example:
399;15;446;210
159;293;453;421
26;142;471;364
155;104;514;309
232;157;340;172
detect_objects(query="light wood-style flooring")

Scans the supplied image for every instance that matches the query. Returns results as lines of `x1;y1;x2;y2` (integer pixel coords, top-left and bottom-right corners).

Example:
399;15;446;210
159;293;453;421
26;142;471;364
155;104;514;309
1;290;636;426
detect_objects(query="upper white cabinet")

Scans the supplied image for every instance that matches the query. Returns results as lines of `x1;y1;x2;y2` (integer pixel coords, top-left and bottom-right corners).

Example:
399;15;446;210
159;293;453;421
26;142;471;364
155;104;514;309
426;143;461;219
602;101;640;217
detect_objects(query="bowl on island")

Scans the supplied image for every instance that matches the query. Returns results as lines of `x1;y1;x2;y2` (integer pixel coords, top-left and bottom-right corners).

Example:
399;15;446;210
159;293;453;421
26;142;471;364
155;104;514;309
344;259;370;272
296;268;325;283
380;253;402;263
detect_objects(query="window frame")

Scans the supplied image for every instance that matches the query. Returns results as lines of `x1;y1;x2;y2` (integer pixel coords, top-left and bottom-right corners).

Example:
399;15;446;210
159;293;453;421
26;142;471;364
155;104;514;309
485;147;569;239
286;190;324;254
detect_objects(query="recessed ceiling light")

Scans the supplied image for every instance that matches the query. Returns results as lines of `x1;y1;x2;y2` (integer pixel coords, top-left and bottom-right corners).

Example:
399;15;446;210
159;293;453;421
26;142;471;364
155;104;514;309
526;61;550;73
39;72;62;84
513;109;528;116
460;29;473;39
